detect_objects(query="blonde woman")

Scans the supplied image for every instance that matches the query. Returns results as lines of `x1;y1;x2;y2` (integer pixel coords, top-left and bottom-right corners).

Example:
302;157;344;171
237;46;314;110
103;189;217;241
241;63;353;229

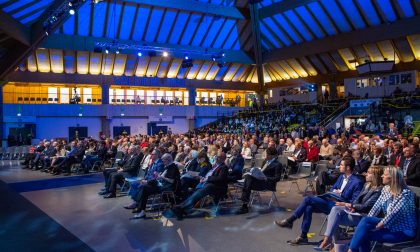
348;166;417;252
315;166;383;250
241;141;252;159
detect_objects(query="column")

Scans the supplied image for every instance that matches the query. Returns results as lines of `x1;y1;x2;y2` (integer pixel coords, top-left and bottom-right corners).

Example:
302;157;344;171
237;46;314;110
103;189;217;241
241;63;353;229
0;83;3;147
101;83;109;104
188;87;196;106
328;82;338;99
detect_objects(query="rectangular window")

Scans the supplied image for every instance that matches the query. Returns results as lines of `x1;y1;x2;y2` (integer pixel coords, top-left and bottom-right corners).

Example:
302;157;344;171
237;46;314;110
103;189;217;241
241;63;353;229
109;89;114;103
83;88;92;103
126;89;134;103
116;89;124;104
48;87;58;103
183;91;189;106
58;88;68;104
146;90;154;105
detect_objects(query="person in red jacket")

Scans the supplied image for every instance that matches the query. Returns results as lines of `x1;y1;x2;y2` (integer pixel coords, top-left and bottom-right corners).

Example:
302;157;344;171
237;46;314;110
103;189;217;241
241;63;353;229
306;140;319;163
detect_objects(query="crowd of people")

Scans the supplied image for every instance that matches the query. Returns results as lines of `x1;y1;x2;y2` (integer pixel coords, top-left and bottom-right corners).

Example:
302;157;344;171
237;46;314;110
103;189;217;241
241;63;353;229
19;106;420;251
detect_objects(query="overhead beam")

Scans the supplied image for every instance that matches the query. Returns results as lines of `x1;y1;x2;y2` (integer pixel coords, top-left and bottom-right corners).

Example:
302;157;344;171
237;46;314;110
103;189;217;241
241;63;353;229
42;34;255;64
260;0;319;18
249;2;265;94
6;71;259;91
265;60;420;88
264;15;420;63
0;0;78;80
0;9;30;46
119;0;247;19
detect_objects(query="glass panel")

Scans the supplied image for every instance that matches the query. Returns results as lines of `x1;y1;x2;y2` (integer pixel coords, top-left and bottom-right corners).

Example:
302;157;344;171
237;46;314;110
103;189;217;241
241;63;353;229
183;91;189;105
49;87;58;103
146;90;154;104
83;88;92;103
60;88;70;103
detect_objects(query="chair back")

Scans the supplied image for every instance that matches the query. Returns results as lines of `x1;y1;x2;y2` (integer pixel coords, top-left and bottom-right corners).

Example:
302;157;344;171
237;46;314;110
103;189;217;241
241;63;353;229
408;186;420;208
314;163;328;177
297;162;312;176
317;160;329;165
254;158;264;169
278;155;288;167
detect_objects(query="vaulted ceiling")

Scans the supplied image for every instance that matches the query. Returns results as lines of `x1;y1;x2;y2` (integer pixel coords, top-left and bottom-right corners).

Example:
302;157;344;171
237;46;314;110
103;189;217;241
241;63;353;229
0;0;419;86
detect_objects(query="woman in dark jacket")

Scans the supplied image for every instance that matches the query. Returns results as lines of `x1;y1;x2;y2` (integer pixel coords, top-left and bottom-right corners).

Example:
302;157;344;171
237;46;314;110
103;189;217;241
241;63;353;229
315;166;383;250
370;146;387;166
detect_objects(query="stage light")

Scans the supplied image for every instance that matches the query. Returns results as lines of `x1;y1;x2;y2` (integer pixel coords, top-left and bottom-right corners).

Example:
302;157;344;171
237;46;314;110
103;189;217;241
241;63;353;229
137;52;142;57
69;8;75;15
162;51;168;57
184;55;189;60
78;113;83;117
105;49;109;54
212;56;216;61
121;113;125;117
17;113;21;117
159;113;163;116
45;31;49;36
116;50;120;54
221;52;225;57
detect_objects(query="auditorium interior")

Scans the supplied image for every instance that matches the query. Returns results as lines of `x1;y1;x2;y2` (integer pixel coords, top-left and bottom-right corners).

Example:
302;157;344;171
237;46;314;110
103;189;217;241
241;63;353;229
0;0;420;252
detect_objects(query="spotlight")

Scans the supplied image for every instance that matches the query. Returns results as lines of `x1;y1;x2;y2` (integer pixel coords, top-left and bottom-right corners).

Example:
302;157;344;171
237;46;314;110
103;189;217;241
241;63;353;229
105;49;109;54
17;113;21;117
162;51;168;57
45;31;49;36
68;2;73;7
181;58;193;68
69;8;75;15
212;56;216;61
221;52;225;57
184;55;189;60
116;50;120;54
159;113;163;116
137;52;142;57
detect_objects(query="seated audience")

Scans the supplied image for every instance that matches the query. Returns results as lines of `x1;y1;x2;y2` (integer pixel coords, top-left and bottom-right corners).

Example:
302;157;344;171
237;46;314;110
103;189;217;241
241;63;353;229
172;151;228;219
319;139;334;160
275;157;364;245
180;151;211;199
316;166;383;250
348;166;417;252
103;145;142;198
400;146;420;187
235;147;283;214
226;147;245;182
127;153;180;219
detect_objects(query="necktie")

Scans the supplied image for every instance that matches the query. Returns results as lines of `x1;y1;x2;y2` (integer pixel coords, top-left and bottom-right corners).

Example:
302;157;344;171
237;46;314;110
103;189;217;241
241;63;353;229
403;159;410;176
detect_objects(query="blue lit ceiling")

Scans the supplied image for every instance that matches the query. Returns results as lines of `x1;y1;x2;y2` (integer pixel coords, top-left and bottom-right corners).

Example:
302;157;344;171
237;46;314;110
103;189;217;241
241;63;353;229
2;0;420;85
259;0;418;50
0;0;54;25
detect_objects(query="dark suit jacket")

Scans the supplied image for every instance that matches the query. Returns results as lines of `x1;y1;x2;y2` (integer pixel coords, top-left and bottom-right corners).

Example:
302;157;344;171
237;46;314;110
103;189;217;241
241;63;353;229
185;158;199;172
390;153;402;166
206;163;229;189
261;159;283;191
228;155;244;181
355;159;370;174
70;146;85;162
352;186;382;213
370;155;387;166
400;156;420;187
331;174;364;203
122;154;142;177
293;147;307;163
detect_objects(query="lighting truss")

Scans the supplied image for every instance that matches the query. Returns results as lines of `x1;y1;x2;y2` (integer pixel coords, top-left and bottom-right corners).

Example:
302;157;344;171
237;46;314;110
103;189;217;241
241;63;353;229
43;0;86;35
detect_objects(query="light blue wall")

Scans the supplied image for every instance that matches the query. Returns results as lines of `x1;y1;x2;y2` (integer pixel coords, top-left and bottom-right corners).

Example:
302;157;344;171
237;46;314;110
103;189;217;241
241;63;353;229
2;105;242;140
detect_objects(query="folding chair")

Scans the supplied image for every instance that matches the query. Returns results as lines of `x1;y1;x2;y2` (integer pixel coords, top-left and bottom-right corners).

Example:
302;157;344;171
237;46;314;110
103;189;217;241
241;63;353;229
121;168;146;194
305;163;328;194
249;188;280;209
288;162;312;192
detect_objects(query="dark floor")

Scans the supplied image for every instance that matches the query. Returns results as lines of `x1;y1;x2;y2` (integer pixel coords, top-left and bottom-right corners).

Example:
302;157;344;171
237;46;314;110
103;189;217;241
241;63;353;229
0;160;331;252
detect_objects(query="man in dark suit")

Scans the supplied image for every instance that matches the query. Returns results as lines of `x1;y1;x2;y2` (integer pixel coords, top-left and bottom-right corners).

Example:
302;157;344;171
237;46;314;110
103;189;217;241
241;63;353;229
172;151;229;219
227;147;245;182
353;150;370;175
400;146;420;187
288;139;307;174
275;157;364;245
104;145;142;198
235;147;283;214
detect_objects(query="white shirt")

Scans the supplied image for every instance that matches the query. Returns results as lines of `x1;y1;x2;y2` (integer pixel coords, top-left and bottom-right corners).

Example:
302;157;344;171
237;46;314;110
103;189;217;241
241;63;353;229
339;174;351;193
